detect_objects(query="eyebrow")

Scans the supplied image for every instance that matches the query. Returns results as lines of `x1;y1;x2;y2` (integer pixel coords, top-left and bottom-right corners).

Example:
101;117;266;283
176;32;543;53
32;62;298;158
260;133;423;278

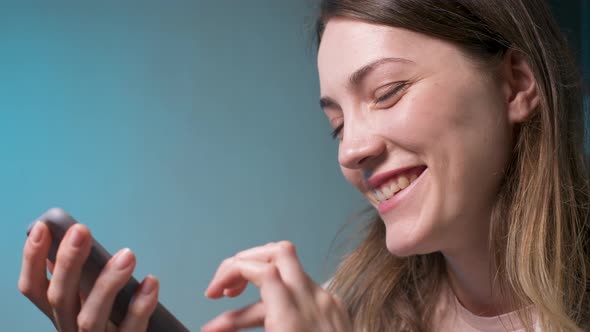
349;57;413;89
319;57;414;110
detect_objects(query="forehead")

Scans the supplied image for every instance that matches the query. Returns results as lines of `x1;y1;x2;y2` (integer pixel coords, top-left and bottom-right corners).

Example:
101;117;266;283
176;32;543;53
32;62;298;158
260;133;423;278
317;18;460;90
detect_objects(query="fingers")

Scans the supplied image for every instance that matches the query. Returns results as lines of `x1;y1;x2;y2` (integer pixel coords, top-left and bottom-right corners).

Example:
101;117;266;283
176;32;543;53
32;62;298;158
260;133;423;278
205;241;354;331
47;259;55;275
206;241;311;299
118;275;160;332
205;257;245;299
20;221;161;332
237;241;308;288
47;223;92;332
220;281;248;298
18;221;53;318
201;301;265;332
76;248;136;332
207;259;292;301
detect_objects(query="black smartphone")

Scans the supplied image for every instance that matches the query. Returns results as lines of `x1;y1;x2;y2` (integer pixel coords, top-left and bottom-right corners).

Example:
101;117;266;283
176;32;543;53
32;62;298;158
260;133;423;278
27;207;190;332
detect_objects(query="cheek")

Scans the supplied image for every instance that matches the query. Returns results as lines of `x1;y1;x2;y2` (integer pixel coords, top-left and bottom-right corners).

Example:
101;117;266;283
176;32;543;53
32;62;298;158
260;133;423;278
414;79;510;217
340;167;365;192
396;79;509;212
397;78;509;164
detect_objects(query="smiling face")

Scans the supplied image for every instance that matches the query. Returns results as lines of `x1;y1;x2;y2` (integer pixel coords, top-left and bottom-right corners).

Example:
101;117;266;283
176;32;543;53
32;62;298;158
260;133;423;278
318;18;514;256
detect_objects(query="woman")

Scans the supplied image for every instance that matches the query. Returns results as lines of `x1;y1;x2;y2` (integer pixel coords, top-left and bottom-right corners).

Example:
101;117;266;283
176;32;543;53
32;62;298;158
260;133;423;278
19;0;589;331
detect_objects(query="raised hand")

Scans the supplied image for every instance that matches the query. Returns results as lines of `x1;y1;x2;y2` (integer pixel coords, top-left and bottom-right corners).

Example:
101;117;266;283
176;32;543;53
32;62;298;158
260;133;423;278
202;241;352;332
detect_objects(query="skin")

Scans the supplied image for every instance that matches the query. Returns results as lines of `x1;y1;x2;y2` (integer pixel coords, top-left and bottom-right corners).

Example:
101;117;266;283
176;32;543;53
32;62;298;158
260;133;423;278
202;241;352;331
202;17;537;330
19;17;540;331
18;222;160;332
318;18;538;316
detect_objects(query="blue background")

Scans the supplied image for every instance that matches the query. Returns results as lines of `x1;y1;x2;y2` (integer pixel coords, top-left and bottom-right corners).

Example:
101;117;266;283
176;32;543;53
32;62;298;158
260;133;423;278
1;1;588;331
0;1;365;330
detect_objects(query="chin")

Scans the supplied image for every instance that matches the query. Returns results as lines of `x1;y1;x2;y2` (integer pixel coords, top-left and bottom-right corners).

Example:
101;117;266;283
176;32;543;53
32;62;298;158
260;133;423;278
383;222;435;257
385;238;423;257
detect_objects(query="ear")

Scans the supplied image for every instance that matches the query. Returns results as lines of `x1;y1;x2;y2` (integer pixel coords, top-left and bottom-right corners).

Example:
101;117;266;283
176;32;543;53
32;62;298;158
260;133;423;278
500;49;540;124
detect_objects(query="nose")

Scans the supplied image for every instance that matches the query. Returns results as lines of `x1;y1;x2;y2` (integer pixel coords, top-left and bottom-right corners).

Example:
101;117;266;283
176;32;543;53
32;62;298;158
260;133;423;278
338;126;386;169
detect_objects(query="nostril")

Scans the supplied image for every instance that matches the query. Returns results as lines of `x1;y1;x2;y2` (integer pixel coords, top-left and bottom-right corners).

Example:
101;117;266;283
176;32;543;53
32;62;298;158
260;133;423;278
358;156;371;166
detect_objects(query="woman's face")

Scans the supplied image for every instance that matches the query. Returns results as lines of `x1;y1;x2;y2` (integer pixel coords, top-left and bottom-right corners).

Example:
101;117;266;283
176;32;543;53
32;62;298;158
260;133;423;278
317;18;514;256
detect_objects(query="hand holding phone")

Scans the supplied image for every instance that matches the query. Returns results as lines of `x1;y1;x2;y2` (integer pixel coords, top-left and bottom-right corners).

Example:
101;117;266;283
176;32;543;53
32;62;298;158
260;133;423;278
20;207;190;332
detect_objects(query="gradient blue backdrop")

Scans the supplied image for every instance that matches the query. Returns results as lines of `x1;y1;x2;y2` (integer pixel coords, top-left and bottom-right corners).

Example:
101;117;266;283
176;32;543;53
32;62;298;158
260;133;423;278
2;2;589;331
0;1;366;330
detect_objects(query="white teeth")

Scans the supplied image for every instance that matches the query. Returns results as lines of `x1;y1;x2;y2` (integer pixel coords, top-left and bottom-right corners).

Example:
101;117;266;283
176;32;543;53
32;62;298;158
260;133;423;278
398;176;410;189
383;186;392;197
371;172;421;203
390;182;400;194
375;190;384;201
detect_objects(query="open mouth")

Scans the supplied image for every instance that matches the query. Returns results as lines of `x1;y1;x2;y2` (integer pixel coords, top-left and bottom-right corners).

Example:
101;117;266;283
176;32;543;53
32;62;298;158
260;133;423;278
371;166;427;203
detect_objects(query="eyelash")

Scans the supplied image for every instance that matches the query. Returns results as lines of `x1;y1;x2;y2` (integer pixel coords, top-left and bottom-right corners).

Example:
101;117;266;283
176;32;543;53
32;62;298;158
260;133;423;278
375;81;409;104
330;81;409;140
331;123;344;140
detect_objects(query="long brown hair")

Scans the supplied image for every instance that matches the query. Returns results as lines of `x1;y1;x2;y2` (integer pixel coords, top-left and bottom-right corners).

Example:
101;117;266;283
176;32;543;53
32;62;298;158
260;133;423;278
316;1;590;331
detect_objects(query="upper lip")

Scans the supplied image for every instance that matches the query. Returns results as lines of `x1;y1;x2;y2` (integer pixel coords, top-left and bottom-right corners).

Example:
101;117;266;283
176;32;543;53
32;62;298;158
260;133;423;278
366;165;424;190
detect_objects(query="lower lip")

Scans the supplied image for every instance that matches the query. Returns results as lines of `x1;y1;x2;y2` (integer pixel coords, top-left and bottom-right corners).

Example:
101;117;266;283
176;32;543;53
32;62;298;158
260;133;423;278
377;168;428;214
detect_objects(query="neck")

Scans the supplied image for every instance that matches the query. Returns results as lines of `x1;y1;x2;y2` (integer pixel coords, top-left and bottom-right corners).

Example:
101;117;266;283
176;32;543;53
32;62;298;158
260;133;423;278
441;230;512;317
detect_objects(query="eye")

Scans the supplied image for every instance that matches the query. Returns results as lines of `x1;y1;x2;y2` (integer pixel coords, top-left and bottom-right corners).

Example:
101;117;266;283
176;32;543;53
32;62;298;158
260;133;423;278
331;123;344;140
374;81;409;107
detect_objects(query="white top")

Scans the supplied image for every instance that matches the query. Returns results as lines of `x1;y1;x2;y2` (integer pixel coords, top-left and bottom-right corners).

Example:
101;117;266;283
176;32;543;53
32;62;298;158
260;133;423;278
323;279;541;331
433;284;540;332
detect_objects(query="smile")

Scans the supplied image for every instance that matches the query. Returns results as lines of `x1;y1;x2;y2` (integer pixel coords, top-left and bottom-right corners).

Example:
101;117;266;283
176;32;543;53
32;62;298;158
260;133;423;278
369;166;427;203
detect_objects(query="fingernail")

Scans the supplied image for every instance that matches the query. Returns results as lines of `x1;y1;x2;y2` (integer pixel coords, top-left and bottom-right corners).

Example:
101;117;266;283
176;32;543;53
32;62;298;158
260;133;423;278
114;248;134;270
141;275;157;295
29;222;43;244
69;226;84;247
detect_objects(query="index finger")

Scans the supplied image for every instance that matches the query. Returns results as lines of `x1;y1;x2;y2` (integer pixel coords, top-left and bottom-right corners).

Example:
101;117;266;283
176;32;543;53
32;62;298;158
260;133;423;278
235;242;311;291
205;259;293;306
